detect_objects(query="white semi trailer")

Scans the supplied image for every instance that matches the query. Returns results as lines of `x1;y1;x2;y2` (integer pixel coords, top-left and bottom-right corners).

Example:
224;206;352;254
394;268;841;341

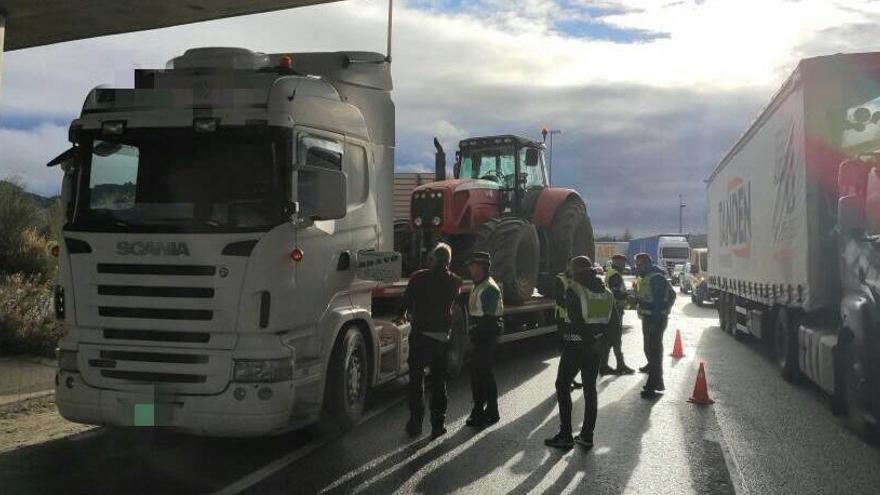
708;52;880;437
50;47;558;437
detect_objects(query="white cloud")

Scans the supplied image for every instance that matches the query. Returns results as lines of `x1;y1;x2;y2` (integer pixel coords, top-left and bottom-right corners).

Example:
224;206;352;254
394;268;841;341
0;123;67;195
0;0;878;233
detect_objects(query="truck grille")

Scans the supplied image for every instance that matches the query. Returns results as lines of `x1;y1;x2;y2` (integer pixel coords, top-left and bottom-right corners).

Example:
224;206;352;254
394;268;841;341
97;263;216;276
103;329;211;343
80;343;229;393
98;286;214;298
98;307;213;320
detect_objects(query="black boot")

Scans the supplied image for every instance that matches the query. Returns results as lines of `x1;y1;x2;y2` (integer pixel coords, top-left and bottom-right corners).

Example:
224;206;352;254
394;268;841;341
485;402;500;425
431;417;447;439
466;407;486;427
406;414;423;437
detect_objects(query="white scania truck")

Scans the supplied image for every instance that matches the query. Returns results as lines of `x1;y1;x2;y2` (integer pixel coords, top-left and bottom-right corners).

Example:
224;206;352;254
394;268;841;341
708;52;880;437
50;47;559;437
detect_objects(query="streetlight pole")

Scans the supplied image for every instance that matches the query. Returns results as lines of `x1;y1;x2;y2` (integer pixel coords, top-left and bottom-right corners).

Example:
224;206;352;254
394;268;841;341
541;128;562;184
679;194;687;233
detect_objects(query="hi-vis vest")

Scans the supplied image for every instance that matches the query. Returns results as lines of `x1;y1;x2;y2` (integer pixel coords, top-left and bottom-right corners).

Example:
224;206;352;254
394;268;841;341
637;271;668;317
470;277;503;317
569;282;614;324
555;274;572;323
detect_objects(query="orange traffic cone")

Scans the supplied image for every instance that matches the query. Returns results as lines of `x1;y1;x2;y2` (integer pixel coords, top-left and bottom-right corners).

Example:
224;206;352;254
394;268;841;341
688;362;715;405
670;329;685;358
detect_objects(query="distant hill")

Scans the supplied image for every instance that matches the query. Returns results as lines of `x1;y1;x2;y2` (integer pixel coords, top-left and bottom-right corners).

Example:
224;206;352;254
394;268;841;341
0;180;58;208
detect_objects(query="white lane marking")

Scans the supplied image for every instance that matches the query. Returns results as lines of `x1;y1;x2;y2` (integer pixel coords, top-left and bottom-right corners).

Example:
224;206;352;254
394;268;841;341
213;396;405;495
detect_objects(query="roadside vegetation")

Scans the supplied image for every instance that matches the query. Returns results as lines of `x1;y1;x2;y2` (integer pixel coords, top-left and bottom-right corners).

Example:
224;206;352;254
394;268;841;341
0;179;63;357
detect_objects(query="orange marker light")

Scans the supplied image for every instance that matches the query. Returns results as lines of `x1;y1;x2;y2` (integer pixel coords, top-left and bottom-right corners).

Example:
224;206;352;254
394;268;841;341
290;247;304;262
50;244;61;257
279;55;293;68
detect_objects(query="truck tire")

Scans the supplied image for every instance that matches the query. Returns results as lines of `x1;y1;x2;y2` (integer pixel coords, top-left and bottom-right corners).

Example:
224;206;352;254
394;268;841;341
475;218;539;303
773;308;799;382
547;198;594;276
836;336;877;442
326;326;369;431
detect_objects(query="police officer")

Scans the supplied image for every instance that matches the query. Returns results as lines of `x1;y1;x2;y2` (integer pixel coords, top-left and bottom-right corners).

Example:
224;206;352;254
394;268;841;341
399;243;463;438
545;256;613;449
465;252;504;428
600;255;635;375
555;264;583;389
634;253;672;398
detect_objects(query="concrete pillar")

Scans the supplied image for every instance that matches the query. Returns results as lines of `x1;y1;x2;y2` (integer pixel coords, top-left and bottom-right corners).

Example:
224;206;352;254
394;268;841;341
0;14;5;90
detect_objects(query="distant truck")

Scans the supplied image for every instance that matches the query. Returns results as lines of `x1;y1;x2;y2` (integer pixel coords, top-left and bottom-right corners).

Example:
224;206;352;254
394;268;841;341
707;52;880;437
626;234;691;278
595;241;629;267
680;248;715;306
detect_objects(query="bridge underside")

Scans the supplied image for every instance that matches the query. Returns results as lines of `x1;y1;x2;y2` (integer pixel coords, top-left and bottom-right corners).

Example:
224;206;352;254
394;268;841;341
0;0;344;87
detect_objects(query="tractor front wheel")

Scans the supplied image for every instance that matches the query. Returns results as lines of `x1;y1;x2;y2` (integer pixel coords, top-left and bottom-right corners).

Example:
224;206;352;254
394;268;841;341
547;198;594;277
475;218;540;303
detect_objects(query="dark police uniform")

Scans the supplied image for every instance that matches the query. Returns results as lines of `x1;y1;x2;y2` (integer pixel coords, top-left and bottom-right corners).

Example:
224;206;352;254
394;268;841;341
401;266;463;435
466;269;503;426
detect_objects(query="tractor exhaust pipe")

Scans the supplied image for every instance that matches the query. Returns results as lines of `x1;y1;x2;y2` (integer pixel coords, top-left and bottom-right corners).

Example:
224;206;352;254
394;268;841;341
433;137;446;181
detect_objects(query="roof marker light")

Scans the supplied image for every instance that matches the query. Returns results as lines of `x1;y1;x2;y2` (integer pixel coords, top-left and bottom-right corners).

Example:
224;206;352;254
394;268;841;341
279;55;293;68
290;247;304;263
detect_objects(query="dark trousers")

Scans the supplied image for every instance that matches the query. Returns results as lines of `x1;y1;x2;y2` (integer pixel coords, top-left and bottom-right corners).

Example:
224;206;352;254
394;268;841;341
602;308;626;368
407;333;449;427
642;316;668;391
554;340;600;437
470;329;499;415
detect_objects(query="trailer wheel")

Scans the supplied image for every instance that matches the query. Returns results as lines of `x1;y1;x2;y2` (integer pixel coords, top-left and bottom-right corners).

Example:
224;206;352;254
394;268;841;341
773;309;799;382
837;337;877;442
326;326;368;431
717;294;728;332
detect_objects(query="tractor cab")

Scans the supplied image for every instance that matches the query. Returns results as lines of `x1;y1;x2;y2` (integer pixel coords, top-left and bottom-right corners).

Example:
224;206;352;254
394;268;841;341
454;136;548;193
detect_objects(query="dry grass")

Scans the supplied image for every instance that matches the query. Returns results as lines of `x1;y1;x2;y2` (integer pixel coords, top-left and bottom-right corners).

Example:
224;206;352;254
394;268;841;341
0;275;63;357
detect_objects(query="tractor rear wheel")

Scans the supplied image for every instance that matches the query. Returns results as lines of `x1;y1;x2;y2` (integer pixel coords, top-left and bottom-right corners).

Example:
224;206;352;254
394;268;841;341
548;198;594;276
474;218;539;303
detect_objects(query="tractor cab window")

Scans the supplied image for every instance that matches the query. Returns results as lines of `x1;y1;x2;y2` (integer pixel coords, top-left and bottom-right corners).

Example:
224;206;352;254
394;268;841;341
519;147;547;188
459;146;515;186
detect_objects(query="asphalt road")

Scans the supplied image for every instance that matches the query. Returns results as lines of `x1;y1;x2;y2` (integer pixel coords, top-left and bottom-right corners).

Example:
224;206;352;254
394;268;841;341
2;296;879;494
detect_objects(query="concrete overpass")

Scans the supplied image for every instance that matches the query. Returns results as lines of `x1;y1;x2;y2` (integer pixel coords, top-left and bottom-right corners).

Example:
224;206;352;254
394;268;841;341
0;0;345;86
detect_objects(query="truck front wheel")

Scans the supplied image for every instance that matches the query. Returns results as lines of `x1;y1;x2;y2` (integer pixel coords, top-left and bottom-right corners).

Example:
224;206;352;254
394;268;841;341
326;326;368;431
773;309;799;382
836;335;877;442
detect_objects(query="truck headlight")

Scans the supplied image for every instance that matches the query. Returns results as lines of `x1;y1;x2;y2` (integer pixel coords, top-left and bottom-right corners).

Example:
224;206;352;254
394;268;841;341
233;358;293;383
431;216;442;226
58;350;79;372
413;217;423;227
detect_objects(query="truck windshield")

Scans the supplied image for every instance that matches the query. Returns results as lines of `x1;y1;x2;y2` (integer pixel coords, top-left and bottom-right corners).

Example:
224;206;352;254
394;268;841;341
661;247;690;259
459;146;515;187
70;134;283;233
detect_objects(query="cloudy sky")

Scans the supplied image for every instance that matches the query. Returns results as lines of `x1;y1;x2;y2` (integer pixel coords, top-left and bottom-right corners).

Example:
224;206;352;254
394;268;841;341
1;0;879;236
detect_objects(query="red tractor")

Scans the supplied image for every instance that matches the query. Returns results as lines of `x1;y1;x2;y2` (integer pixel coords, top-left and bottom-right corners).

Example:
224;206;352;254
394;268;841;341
396;134;594;303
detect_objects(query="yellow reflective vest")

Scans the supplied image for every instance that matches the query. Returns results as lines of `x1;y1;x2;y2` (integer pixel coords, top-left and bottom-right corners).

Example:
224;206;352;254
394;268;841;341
637;271;668;317
469;277;503;317
569;282;614;325
555;273;572;323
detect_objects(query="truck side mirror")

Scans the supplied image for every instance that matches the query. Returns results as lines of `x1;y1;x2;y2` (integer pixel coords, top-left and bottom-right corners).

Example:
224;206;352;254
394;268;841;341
838;194;865;233
525;148;539;167
297;167;347;220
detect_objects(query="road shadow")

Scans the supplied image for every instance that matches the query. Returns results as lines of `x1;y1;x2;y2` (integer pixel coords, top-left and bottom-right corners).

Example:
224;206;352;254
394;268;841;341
680;302;719;320
0;421;317;495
